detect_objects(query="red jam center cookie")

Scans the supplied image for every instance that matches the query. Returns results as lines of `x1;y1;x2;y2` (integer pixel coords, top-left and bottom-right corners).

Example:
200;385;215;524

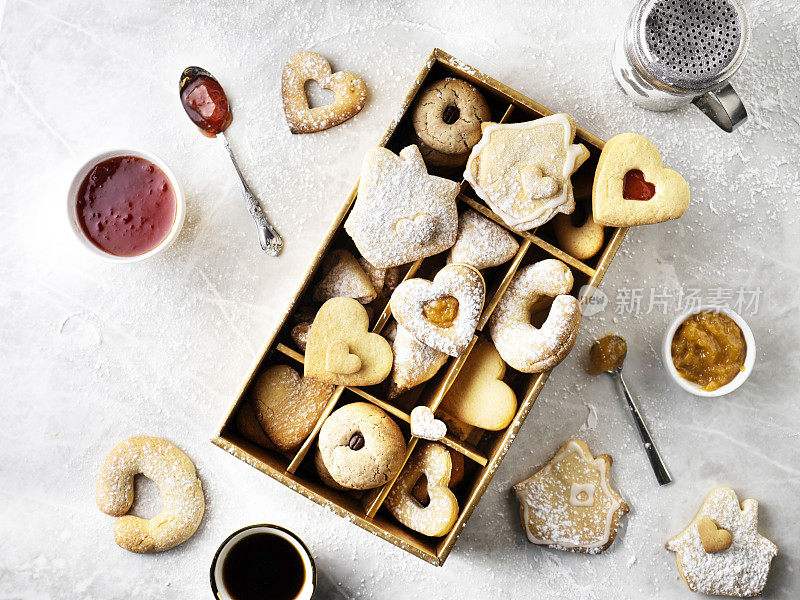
623;169;656;201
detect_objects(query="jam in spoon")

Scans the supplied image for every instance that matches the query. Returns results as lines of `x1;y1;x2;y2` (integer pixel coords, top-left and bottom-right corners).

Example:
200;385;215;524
179;66;283;255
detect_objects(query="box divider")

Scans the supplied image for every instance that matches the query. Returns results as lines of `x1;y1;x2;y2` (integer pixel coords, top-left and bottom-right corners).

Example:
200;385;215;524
364;437;420;518
286;386;346;473
499;104;516;123
372;258;424;333
477;239;531;331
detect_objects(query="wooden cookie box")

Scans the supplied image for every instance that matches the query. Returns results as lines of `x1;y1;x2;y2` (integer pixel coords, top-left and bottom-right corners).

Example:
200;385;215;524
213;48;628;566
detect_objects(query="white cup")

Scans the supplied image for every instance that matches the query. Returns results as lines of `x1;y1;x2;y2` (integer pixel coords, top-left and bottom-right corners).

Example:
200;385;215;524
66;149;185;262
662;306;755;397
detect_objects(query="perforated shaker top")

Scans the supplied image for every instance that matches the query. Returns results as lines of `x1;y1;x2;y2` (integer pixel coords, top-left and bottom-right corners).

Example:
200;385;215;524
641;0;746;90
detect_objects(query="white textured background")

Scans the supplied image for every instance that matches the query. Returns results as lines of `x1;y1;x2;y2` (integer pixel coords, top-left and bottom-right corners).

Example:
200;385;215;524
1;0;799;598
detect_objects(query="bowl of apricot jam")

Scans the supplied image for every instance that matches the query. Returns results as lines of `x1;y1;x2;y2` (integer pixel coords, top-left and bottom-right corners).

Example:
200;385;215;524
67;150;185;262
662;307;755;397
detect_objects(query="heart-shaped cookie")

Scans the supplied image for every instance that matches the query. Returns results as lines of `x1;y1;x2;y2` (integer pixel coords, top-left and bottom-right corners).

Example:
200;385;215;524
313;249;376;304
395;213;436;244
410;406;447;441
440;339;517;430
520;166;559;200
281;51;366;134
250;365;335;452
305;297;393;386
447;209;519;270
697;517;733;554
592;133;689;227
391;263;485;357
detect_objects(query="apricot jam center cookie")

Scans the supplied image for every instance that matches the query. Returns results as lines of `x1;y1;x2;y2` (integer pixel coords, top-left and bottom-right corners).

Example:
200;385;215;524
281;51;366;134
345;145;460;268
391;264;485;357
423;296;459;328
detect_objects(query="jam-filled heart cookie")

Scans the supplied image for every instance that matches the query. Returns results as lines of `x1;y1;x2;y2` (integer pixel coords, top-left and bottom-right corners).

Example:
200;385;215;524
251;365;335;452
592;133;690;226
439;339;517;431
96;436;205;553
344;145;460;268
489;259;580;372
391;263;485;357
553;209;605;260
281;51;366;134
447;209;520;270
316;402;406;490
385;442;459;537
305;298;393;386
513;439;629;554
313;249;377;304
464;114;590;231
666;487;778;597
411;78;492;168
387;323;448;399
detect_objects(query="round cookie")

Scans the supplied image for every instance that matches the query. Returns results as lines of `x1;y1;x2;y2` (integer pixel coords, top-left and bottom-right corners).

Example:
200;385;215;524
553;209;605;260
95;436;205;553
411;78;491;167
317;402;406;490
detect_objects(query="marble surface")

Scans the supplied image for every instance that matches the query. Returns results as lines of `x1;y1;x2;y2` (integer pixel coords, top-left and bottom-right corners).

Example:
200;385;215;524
2;0;799;598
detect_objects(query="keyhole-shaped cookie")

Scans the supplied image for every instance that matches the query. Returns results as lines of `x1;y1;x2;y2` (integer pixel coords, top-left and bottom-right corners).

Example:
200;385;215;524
385;442;459;537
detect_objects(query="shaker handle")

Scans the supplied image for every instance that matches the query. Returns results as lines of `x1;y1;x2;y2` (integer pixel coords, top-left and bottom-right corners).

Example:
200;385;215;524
692;83;748;133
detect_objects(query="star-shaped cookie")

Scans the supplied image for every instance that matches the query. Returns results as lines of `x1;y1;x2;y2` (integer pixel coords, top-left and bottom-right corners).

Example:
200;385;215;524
345;145;460;268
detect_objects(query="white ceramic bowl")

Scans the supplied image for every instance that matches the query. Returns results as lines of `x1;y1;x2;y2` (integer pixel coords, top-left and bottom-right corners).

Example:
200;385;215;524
210;524;316;600
662;306;755;397
66;149;185;262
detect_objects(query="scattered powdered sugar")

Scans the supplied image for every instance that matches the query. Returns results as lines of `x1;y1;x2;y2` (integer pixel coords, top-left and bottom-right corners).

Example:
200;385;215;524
665;488;778;597
447;208;520;269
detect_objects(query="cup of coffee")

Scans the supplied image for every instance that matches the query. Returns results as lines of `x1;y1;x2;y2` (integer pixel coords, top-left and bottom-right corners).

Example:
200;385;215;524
210;525;316;600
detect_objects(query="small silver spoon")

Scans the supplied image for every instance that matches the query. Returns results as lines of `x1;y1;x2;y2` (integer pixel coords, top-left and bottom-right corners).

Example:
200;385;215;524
589;335;672;486
179;66;283;256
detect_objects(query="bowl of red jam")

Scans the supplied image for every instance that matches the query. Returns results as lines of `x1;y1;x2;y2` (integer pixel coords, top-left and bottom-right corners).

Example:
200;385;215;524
67;150;185;261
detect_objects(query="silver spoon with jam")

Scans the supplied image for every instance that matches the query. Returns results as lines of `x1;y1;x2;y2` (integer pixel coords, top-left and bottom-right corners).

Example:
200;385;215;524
589;334;672;486
179;67;283;255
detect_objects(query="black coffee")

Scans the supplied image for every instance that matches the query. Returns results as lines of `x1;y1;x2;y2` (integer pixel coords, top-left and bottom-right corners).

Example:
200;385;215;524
222;533;306;600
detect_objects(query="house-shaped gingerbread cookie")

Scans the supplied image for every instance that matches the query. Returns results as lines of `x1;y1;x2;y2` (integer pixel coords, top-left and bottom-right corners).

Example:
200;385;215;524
464;113;589;231
345;145;460;268
666;487;778;597
512;439;629;553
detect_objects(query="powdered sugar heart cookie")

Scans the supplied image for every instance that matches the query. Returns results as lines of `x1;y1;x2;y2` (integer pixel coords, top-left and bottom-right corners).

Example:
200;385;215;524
666;487;778;597
391;264;485;357
305;297;393;386
345;145;460;268
513;439;629;554
439;339;517;431
592;133;689;227
387;324;448;399
385;442;459;537
281;51;366;134
464;114;590;231
313;249;377;304
489;259;580;373
447;209;519;270
251;365;335;452
410;406;447;441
